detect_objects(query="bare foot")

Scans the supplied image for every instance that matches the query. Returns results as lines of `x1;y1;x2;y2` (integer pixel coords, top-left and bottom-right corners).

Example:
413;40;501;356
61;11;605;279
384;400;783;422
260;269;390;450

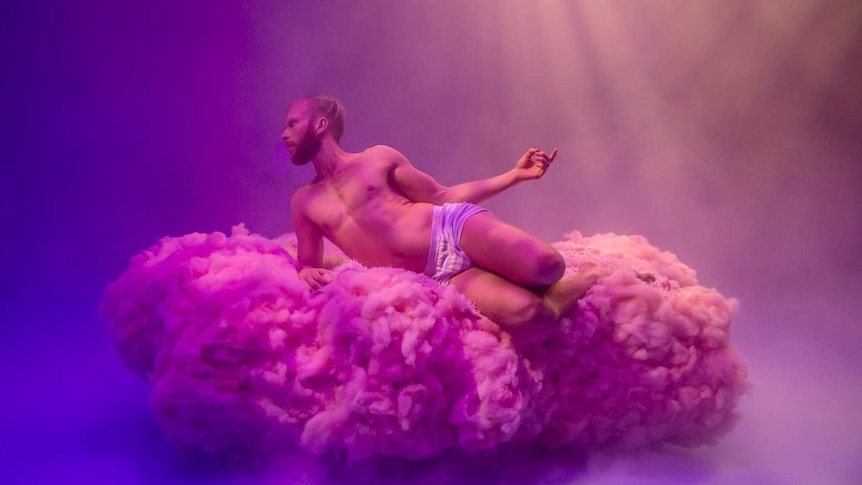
543;263;611;319
578;262;612;285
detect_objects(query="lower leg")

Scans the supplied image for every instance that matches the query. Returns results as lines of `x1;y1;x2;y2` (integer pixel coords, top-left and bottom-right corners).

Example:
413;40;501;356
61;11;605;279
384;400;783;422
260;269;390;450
451;267;558;327
541;263;610;319
450;265;613;327
491;265;609;326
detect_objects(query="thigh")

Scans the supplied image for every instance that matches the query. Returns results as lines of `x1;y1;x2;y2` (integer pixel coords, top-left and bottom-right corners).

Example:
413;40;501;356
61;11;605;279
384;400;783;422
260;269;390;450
449;266;543;327
459;211;562;286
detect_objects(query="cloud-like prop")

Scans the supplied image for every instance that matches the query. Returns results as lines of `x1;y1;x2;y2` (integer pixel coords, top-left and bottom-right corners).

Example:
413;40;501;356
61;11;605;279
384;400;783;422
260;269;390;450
101;225;749;461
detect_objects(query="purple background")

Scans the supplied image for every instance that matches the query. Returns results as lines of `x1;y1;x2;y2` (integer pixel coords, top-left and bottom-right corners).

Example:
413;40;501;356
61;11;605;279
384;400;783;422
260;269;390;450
2;1;860;483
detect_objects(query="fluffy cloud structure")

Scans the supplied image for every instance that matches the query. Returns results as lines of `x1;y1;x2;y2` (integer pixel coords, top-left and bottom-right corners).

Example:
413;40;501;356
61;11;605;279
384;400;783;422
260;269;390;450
102;225;749;460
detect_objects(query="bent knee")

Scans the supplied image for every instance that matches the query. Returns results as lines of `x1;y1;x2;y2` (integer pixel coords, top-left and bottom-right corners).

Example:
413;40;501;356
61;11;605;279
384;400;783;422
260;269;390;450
530;248;565;286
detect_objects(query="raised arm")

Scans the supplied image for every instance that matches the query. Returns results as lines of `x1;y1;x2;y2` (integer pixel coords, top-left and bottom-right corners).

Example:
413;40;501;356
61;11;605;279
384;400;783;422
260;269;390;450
290;188;332;291
389;146;558;205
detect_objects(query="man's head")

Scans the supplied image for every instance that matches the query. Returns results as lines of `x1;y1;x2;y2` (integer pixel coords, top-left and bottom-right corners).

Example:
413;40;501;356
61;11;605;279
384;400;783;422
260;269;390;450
282;95;346;165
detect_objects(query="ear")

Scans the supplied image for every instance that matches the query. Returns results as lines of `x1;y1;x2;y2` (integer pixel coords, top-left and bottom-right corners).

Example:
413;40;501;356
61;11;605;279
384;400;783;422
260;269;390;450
314;117;328;135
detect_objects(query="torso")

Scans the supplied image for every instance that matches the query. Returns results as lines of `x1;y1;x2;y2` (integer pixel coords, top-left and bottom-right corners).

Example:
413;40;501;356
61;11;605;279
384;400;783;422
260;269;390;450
296;147;434;272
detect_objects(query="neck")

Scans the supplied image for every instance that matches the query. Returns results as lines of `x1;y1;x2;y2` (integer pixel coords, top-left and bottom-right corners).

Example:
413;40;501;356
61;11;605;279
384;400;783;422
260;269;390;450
311;138;350;179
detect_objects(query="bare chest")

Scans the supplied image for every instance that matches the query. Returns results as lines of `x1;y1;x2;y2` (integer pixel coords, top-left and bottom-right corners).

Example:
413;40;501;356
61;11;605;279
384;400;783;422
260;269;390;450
305;166;394;235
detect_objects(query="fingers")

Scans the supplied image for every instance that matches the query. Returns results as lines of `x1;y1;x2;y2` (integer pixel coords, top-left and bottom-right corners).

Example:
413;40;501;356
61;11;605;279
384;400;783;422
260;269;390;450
300;267;334;291
529;148;557;165
529;148;558;175
313;269;333;287
517;147;558;180
534;161;549;176
520;148;539;164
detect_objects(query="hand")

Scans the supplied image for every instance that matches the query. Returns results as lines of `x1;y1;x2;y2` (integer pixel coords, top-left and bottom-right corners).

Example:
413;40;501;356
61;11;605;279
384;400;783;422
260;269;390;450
513;147;558;181
299;267;333;292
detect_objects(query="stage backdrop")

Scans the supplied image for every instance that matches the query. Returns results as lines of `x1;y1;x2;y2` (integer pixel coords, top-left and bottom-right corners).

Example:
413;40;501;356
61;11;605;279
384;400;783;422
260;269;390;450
1;1;860;484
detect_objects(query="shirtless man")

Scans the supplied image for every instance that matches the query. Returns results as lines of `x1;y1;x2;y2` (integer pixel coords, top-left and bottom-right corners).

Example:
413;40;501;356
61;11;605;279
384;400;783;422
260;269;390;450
283;95;606;326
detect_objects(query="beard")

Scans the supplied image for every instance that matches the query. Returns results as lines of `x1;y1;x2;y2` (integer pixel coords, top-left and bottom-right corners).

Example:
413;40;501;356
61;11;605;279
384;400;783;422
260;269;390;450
290;122;322;166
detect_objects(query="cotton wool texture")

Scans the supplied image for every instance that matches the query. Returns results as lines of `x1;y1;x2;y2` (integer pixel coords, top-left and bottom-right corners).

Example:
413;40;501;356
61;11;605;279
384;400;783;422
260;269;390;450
101;225;750;460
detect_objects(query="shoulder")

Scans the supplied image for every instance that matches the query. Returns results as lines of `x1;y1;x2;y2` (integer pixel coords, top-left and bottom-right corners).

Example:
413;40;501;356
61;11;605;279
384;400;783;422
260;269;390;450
290;184;315;212
363;144;409;165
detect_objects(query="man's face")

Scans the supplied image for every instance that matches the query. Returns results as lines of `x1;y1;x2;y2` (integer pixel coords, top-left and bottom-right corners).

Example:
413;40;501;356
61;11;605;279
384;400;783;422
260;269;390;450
282;102;322;166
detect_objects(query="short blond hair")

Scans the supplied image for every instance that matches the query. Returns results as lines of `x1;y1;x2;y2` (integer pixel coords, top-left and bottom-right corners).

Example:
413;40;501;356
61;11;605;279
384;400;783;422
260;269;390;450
291;94;346;142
